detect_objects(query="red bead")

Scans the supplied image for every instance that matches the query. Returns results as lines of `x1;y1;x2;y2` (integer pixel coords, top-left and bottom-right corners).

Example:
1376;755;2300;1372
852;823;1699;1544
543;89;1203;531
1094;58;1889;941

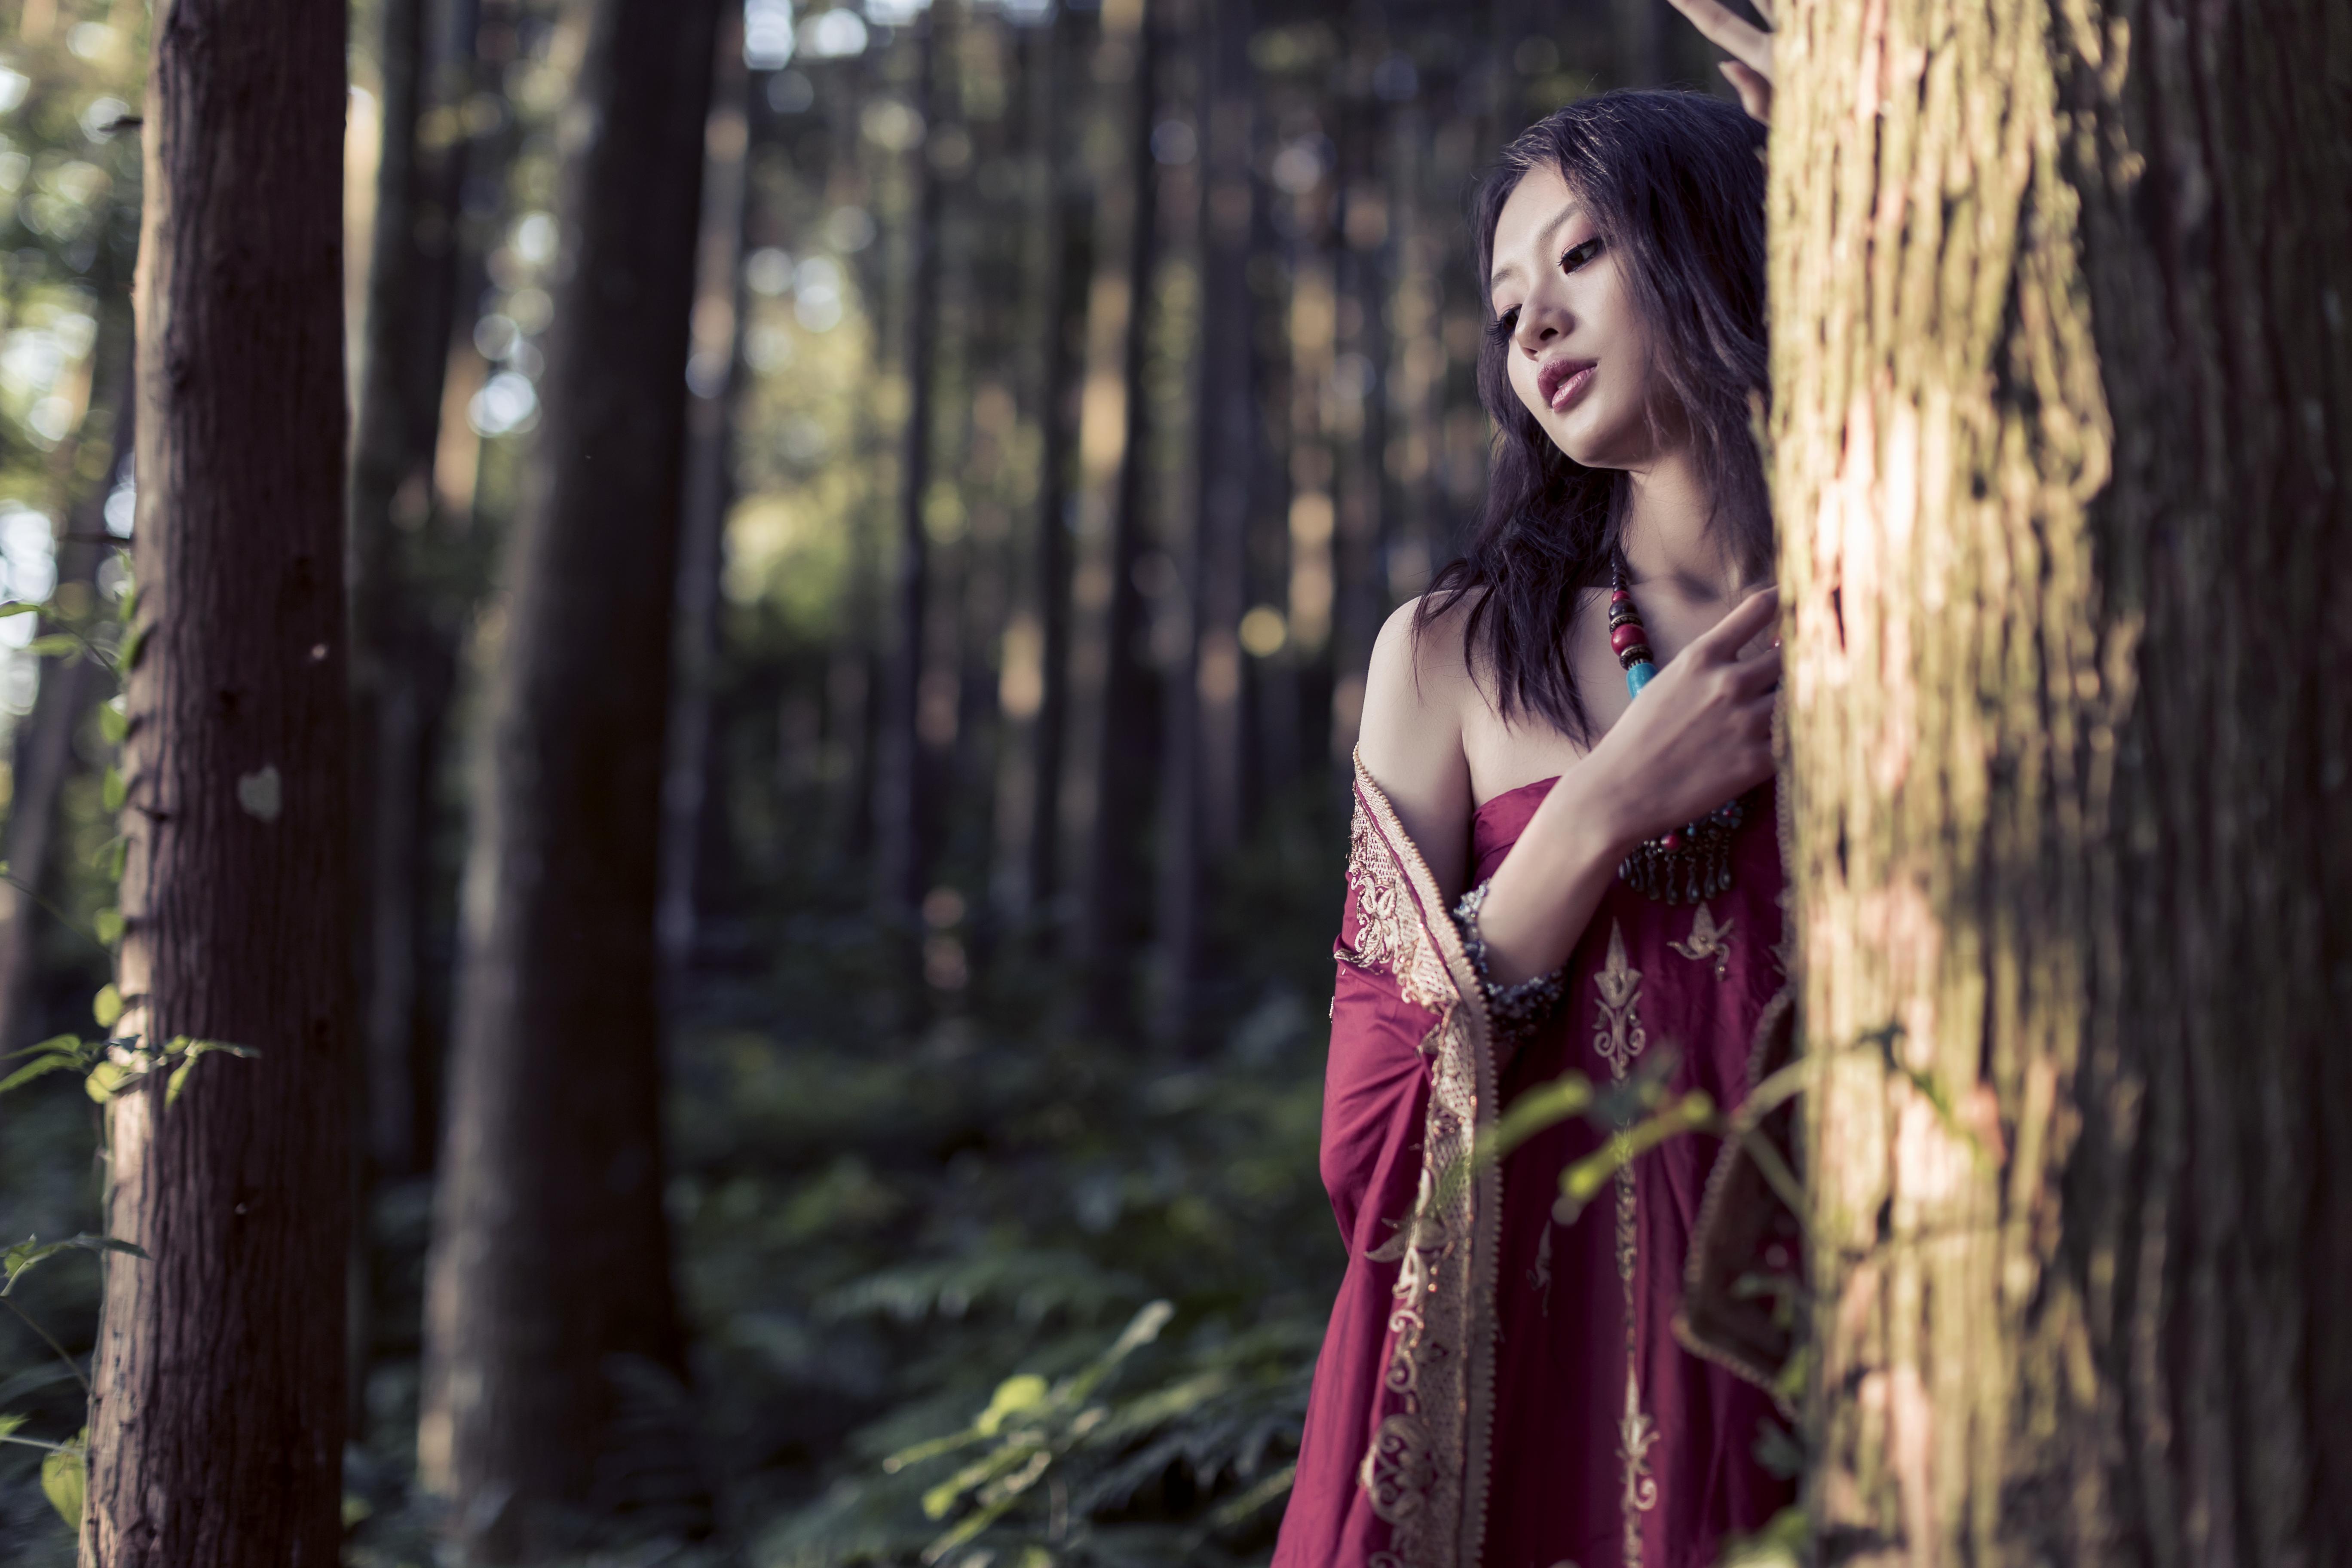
1660;830;1684;851
1610;622;1649;656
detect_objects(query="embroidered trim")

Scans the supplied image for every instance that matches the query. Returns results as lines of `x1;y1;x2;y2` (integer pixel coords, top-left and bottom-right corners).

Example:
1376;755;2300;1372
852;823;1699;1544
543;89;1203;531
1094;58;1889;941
1593;922;1659;1568
1452;879;1568;1055
1668;901;1736;983
1344;753;1502;1568
1592;921;1647;1079
1338;796;1459;1040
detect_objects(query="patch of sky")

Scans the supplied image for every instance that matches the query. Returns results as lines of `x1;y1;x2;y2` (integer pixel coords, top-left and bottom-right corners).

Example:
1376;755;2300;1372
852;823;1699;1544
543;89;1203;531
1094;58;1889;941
0;502;55;606
745;0;797;70
799;8;867;59
469;371;539;438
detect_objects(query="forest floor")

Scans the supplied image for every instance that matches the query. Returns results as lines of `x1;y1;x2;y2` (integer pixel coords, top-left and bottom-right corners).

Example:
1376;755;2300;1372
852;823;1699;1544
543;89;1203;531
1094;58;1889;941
0;784;1349;1568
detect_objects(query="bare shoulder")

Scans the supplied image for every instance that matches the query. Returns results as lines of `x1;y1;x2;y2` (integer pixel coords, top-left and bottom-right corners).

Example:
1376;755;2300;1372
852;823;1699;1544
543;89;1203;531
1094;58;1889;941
1354;593;1479;896
1360;594;1478;754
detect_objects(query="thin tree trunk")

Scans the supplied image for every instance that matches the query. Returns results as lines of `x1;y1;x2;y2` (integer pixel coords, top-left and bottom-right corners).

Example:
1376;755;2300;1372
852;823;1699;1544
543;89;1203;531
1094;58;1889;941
1774;0;2352;1560
1079;0;1160;1027
659;10;751;977
873;8;949;925
1159;0;1250;1040
1328;79;1390;769
1016;0;1092;921
85;0;354;1559
419;0;721;1554
351;0;482;1190
0;314;129;1057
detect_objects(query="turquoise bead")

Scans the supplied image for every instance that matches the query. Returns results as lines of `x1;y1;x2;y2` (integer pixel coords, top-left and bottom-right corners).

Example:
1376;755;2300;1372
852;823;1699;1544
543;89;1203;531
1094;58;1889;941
1625;661;1657;697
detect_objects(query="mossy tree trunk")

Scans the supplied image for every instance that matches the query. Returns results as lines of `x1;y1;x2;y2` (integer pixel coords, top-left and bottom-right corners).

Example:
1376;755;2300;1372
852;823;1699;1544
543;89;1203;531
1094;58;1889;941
1772;0;2352;1560
86;0;355;1559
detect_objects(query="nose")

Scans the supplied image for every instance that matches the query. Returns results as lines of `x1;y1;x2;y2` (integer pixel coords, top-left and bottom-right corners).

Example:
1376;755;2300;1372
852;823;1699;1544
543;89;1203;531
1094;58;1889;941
1513;293;1568;355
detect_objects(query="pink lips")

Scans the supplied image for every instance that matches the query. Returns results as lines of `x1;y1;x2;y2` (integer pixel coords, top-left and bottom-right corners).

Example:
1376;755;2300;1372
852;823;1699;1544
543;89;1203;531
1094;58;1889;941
1537;356;1596;412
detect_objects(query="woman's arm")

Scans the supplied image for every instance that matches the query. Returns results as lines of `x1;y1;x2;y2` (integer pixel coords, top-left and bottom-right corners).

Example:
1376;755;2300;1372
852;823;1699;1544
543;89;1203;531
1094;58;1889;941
1354;600;1477;903
1472;588;1782;983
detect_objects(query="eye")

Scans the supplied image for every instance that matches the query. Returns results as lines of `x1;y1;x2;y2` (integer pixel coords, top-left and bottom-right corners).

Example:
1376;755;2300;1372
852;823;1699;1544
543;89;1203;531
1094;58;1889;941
1487;305;1521;343
1560;236;1604;273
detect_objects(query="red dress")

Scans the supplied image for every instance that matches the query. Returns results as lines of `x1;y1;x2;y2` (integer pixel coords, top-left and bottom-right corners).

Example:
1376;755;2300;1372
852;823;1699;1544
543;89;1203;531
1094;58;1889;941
1274;756;1796;1568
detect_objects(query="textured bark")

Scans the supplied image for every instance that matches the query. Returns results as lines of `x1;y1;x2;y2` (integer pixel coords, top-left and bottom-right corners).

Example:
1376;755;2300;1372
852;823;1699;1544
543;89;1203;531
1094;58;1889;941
84;0;354;1560
873;9;949;923
1772;0;2352;1561
418;0;721;1555
1079;0;1161;1026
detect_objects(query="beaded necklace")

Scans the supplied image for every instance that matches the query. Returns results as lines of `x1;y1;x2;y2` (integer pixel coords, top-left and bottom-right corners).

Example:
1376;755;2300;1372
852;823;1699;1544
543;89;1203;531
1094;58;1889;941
1607;564;1744;903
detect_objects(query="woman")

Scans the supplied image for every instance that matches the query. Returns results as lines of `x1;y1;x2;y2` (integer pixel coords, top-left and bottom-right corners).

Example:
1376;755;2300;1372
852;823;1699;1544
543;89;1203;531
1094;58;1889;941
1273;81;1795;1568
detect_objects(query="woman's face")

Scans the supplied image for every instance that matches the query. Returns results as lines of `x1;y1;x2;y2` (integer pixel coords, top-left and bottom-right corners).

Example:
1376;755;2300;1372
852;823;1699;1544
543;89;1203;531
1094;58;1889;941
1488;162;1673;471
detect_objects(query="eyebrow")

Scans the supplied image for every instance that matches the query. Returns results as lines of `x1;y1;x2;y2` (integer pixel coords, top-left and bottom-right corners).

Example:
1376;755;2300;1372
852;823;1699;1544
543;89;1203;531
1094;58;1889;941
1488;201;1584;294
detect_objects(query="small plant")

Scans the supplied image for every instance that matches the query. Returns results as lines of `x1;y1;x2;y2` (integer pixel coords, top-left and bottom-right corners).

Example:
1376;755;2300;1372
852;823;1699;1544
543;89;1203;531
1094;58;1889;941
0;1233;144;1528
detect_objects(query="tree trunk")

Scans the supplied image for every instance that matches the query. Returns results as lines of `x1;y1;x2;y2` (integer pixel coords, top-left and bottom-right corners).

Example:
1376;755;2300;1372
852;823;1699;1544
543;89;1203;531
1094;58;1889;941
1773;0;2352;1560
1159;0;1251;1040
873;7;949;925
1003;0;1094;922
0;312;129;1057
350;0;481;1188
418;0;721;1555
1079;0;1161;1027
85;0;354;1559
659;10;751;976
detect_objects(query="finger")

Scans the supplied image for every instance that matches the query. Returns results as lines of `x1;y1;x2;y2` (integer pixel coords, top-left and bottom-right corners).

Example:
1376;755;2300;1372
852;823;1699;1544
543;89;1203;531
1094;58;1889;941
1693;585;1781;662
1720;61;1773;126
1728;642;1783;693
1666;0;1775;75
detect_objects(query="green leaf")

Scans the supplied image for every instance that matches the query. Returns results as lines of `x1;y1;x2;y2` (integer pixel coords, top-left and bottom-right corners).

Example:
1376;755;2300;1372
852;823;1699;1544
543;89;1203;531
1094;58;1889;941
0;1054;77;1096
40;1429;85;1529
0;601;38;618
973;1373;1048;1437
100;766;124;812
115;623;145;671
0;1412;26;1443
3;1234;144;1295
91;985;122;1029
3;1032;87;1062
84;1060;128;1102
23;634;80;659
161;1038;255;1106
97;701;127;744
92;909;122;946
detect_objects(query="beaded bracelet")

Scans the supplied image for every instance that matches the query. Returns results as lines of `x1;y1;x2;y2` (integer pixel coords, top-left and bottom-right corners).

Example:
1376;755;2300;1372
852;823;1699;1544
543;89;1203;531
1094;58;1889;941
1452;879;1568;1045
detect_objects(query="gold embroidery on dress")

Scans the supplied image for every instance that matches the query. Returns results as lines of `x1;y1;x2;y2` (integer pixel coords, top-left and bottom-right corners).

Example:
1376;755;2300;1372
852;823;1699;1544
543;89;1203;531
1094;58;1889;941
1668;902;1735;982
1592;922;1658;1568
1593;922;1647;1077
1338;800;1457;1041
1343;758;1502;1568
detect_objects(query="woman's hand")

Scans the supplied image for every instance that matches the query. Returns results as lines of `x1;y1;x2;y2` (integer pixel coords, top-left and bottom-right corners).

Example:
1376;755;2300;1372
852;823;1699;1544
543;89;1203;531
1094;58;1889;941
1467;587;1780;986
1666;0;1776;124
1580;585;1781;845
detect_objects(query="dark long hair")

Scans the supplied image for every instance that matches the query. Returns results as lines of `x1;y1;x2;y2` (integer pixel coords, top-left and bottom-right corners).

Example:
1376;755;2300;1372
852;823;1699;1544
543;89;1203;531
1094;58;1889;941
1417;90;1767;744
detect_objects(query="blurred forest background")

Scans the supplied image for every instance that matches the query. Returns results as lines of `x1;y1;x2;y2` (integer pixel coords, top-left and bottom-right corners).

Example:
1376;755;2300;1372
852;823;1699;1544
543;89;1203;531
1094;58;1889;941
0;0;1740;1561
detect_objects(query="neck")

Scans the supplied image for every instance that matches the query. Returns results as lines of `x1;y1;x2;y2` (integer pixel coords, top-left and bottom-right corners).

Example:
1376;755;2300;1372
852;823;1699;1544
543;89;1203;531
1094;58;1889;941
1616;446;1760;603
